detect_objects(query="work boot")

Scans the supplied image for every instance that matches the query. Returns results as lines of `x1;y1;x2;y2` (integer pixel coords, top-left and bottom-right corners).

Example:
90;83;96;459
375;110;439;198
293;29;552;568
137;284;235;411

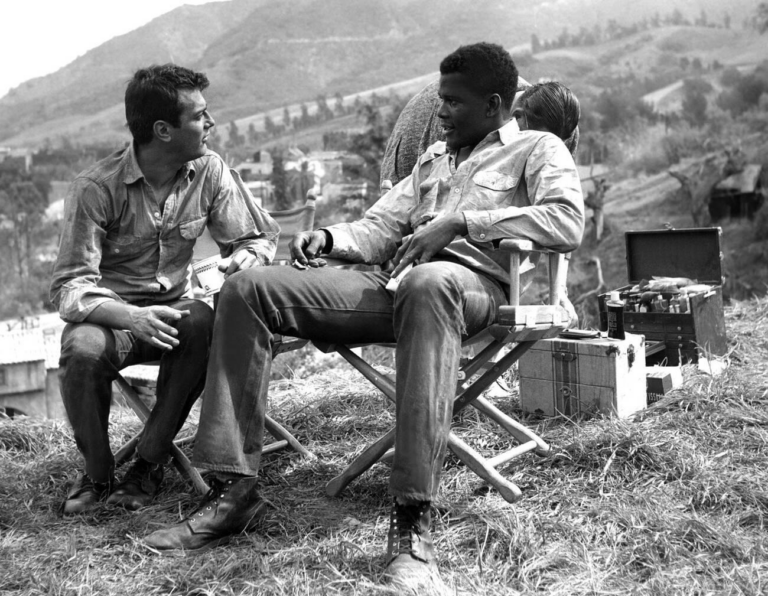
383;499;447;594
107;457;164;510
61;473;113;515
143;476;266;553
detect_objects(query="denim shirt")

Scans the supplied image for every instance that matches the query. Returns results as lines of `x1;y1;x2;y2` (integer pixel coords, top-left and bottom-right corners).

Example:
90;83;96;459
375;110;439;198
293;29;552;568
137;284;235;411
50;144;279;322
326;121;584;287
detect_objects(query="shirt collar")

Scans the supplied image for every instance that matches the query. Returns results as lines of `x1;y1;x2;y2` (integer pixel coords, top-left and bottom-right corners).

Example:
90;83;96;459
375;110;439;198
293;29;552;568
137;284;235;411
497;119;521;145
122;142;197;185
122;143;145;185
445;119;522;160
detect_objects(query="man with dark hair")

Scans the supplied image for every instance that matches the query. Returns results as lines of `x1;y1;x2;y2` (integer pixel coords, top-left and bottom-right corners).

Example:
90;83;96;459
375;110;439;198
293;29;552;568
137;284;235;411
51;63;279;515
144;43;583;591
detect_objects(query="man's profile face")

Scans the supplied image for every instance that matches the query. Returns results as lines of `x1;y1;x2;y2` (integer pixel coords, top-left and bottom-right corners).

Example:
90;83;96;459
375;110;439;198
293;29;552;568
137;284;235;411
437;72;493;151
168;89;215;162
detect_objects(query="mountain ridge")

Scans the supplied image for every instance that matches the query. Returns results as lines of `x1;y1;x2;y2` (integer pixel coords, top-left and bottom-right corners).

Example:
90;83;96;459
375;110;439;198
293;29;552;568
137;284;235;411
0;0;759;148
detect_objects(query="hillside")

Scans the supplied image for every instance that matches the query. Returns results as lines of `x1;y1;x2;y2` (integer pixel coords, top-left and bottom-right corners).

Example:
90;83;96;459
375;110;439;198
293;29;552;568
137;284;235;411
0;0;760;148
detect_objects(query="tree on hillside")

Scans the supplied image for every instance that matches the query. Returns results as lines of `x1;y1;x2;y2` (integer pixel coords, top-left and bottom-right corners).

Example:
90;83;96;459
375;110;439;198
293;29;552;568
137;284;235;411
681;78;713;127
269;149;290;211
0;177;48;284
283;107;291;130
264;115;277;137
334;93;345;117
531;34;541;54
247;123;260;146
756;3;768;33
227;120;244;149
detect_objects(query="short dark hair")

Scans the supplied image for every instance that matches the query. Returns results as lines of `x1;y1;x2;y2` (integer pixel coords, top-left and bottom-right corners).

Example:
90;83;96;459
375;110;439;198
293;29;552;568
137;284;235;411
439;43;519;110
125;64;209;145
518;82;581;155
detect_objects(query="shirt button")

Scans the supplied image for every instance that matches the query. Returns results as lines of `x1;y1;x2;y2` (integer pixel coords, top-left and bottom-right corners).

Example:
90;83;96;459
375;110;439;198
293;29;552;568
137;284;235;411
454;188;460;194
114;248;120;253
154;212;161;218
480;234;486;239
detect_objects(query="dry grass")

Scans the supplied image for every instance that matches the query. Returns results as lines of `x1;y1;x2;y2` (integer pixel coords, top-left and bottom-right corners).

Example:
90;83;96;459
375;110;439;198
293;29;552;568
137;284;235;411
2;297;768;595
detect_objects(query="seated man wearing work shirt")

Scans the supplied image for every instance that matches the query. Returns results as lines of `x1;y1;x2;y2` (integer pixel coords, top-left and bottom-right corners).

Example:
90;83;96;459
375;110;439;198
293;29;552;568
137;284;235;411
50;64;279;515
144;43;584;591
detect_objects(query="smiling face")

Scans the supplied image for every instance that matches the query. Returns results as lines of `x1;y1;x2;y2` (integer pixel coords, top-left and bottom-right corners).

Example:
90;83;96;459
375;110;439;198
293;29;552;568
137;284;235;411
168;88;215;162
437;72;496;152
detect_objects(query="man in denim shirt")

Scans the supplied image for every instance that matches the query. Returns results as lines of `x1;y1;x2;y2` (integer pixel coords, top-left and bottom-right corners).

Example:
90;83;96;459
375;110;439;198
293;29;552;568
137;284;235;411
145;44;583;591
50;64;279;515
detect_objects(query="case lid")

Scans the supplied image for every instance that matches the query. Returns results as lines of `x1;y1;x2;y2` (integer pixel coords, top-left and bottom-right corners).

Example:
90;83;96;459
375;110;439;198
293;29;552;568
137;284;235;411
625;227;723;284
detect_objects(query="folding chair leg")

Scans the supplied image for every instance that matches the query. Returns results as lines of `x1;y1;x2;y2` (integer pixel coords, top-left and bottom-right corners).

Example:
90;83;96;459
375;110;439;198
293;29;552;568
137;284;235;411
326;427;396;497
472;396;550;457
114;433;141;467
446;432;522;503
264;414;313;458
114;374;209;495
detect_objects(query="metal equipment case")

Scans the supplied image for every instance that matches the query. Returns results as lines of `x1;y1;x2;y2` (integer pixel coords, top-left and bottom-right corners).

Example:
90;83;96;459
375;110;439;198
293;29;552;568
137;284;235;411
519;333;647;418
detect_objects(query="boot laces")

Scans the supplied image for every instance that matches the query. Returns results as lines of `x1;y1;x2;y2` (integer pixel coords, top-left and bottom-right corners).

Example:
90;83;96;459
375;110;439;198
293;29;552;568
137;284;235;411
389;500;429;555
188;477;233;522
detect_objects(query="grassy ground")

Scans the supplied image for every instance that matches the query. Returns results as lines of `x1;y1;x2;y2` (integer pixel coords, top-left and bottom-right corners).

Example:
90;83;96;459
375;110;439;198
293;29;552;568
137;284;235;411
1;297;767;595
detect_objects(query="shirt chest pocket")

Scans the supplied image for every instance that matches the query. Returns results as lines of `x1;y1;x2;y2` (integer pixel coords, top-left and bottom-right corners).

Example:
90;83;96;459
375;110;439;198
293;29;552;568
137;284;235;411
179;216;208;240
469;171;520;208
102;235;141;264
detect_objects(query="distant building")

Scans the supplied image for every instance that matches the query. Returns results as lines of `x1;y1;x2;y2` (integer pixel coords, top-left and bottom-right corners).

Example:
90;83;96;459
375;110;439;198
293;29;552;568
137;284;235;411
0;323;65;419
710;164;764;221
0;147;33;172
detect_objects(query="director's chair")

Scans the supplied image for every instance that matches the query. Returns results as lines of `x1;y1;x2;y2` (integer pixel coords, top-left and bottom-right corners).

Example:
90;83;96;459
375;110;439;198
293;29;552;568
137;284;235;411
322;241;570;503
112;194;319;494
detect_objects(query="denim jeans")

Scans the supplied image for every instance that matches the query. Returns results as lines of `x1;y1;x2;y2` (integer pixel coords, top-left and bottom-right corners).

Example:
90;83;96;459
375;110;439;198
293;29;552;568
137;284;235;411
58;299;214;483
192;261;505;501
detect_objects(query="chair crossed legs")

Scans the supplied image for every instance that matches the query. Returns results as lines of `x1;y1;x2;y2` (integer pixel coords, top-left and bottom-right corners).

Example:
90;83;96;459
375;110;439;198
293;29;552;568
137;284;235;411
322;241;570;503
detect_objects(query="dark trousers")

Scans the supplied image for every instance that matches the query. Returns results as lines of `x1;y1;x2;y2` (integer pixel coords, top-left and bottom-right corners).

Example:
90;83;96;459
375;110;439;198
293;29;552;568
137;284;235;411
192;262;505;502
58;299;214;483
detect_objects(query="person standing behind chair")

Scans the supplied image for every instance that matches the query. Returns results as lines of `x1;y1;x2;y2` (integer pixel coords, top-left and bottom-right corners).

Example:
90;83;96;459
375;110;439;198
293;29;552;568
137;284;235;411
143;43;584;593
50;64;279;515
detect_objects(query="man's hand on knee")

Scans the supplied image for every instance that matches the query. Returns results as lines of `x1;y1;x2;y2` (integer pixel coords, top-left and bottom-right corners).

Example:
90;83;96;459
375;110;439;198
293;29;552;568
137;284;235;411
391;214;468;277
220;249;261;278
129;306;190;351
289;231;328;269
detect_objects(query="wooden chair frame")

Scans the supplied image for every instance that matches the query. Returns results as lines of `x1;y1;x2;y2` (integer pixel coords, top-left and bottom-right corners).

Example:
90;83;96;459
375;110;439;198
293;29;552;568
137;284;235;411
114;196;320;494
321;240;570;503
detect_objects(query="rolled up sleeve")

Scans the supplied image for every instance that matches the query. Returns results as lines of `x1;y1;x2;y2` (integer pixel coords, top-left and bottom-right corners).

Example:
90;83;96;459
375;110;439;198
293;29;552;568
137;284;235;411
50;178;123;323
206;167;280;265
325;175;415;264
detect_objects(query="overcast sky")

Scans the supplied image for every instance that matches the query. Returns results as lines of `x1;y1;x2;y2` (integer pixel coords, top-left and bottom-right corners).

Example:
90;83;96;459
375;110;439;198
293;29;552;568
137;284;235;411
0;0;217;99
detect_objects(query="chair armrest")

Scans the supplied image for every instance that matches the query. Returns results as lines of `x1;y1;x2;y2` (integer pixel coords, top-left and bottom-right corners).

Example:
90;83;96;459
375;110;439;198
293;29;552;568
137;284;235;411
496;239;570;307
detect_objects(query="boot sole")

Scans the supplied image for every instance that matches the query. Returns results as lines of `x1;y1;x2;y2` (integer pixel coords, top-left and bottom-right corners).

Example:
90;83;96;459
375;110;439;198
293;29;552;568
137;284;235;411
144;534;234;556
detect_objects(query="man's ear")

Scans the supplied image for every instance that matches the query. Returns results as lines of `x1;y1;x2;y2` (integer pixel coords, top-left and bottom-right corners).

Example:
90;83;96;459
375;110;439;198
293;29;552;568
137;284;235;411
153;120;173;143
486;94;502;118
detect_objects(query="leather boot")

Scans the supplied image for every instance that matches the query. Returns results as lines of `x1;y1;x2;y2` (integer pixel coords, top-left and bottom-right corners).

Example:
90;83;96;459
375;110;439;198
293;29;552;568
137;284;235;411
143;476;266;553
61;473;114;515
107;457;164;510
383;499;447;594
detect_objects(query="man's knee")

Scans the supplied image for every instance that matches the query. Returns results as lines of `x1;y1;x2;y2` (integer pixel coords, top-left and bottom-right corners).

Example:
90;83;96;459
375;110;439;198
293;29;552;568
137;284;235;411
59;323;115;366
174;299;215;341
396;263;462;306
